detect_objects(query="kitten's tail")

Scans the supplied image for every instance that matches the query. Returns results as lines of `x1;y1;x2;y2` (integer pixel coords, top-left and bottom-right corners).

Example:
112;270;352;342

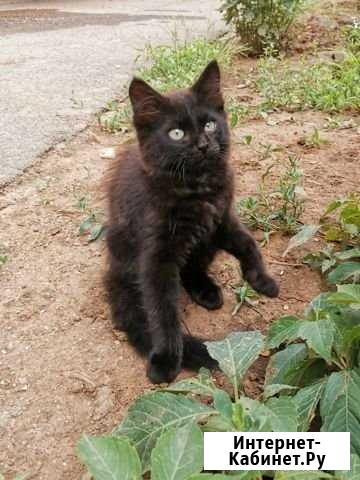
182;334;218;370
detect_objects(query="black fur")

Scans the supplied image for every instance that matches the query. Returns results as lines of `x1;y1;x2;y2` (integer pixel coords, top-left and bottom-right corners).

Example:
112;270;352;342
105;61;279;383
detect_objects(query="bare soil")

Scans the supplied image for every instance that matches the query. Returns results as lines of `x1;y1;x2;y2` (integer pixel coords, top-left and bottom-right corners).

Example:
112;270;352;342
1;5;360;478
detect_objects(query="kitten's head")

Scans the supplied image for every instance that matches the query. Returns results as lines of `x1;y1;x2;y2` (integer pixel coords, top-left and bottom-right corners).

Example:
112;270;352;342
129;60;229;178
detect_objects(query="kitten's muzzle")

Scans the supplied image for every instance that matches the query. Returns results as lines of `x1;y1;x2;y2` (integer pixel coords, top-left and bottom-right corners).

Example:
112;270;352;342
197;135;209;153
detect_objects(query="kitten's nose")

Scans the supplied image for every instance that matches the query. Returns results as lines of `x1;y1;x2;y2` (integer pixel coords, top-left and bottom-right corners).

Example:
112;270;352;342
197;137;208;153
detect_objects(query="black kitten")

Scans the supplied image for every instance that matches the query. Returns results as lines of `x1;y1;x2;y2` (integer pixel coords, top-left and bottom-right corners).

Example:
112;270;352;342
105;60;279;384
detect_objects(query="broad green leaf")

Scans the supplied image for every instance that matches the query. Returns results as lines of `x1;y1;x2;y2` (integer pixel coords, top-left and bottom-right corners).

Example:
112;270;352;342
213;389;233;423
342;326;360;361
241;397;298;432
206;331;264;388
322;258;337;273
166;368;217;397
293;380;326;431
283;224;319;257
275;472;333;479
336;248;360;260
336;454;360;479
263;383;298;400
265;344;308;387
240;397;274;432
151;423;203;480
328;293;360;307
305;293;332;321
113;392;213;472
202;414;235;432
190;474;262;480
331;308;360;363
328;262;360;284
267;316;300;349
232;401;248;431
328;285;360;306
299;358;329;386
298;319;335;363
321;369;360;455
320;371;347;418
265;397;298;431
77;435;141;480
189;475;228;480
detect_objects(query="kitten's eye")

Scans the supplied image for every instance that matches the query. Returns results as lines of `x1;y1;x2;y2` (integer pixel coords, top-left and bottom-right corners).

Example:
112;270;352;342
168;128;185;141
204;121;217;133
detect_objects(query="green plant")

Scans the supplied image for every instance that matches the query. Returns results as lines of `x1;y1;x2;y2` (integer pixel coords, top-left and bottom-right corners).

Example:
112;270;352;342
232;281;259;315
79;210;105;242
237;156;305;242
266;285;360;455
220;0;302;54
77;331;300;479
344;22;360;54
99;34;243;133
299;128;328;149
285;194;360;283
99;104;131;134
257;48;360;112
77;305;360;478
256;142;284;161
138;34;242;92
304;247;360;284
0;255;8;265
323;116;357;131
321;194;360;245
227;98;252;128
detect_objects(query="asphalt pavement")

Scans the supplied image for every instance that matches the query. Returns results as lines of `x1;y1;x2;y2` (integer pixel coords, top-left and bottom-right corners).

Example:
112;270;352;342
0;0;221;184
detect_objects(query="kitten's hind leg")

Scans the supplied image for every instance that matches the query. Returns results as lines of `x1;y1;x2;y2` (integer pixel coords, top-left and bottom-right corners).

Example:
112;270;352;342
105;260;151;355
181;244;223;310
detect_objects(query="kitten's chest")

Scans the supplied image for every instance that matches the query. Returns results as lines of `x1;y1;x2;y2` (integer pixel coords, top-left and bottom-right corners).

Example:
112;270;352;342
168;194;228;255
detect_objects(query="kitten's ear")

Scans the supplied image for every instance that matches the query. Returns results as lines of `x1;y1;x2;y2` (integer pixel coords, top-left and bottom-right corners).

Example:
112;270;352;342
192;60;224;110
129;78;167;127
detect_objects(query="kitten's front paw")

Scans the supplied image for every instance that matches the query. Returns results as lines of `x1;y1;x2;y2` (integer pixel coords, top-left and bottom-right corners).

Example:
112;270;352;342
147;350;182;384
246;271;279;298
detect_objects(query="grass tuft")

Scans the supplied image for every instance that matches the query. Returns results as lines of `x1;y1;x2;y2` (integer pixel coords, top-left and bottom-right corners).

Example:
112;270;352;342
137;34;244;91
100;33;246;133
237;155;305;242
257;25;360;113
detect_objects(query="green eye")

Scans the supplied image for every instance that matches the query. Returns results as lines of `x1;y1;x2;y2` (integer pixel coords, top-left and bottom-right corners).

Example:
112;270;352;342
168;128;185;141
204;121;217;133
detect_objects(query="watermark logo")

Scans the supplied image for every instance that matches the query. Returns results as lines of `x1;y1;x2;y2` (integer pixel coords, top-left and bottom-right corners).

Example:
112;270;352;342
204;432;350;471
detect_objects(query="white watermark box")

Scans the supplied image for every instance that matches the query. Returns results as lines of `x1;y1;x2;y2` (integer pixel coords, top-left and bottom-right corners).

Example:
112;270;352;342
204;432;350;471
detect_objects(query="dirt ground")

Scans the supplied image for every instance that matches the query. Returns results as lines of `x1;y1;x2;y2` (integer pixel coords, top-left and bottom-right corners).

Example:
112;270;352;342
1;5;360;479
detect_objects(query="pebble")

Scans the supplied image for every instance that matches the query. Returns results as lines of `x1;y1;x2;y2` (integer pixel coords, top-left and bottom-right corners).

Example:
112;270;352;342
100;148;116;160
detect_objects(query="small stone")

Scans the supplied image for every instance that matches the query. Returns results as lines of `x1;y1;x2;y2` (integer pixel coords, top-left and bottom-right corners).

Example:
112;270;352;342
283;305;289;311
100;148;116;160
